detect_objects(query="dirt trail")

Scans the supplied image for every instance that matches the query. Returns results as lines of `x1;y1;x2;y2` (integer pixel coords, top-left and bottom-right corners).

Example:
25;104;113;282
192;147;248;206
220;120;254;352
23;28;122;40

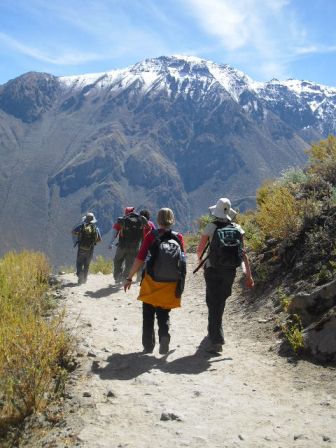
55;256;335;448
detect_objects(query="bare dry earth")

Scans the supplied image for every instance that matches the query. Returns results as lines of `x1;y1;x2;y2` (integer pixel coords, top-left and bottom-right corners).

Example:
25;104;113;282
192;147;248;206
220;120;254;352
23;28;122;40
50;255;335;448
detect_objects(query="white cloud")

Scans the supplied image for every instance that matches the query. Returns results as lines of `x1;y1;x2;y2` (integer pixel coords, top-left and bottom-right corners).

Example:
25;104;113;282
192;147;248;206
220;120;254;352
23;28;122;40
183;0;306;79
296;44;336;55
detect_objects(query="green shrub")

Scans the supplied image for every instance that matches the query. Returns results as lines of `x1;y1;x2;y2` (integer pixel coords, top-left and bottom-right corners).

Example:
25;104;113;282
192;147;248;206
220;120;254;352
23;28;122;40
277;288;292;312
279;167;308;193
185;214;213;253
253;264;270;284
89;255;113;274
238;211;264;252
281;314;304;353
313;264;333;285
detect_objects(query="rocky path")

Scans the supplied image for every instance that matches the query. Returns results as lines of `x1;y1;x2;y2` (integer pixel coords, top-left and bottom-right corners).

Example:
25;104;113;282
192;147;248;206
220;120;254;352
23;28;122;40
51;256;335;448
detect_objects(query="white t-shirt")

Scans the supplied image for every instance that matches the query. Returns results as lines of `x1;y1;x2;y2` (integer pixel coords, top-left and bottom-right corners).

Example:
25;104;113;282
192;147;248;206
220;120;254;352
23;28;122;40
203;219;245;268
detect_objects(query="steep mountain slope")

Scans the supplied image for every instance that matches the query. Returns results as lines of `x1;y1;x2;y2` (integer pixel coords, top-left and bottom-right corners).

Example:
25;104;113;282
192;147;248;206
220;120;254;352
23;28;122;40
0;55;335;266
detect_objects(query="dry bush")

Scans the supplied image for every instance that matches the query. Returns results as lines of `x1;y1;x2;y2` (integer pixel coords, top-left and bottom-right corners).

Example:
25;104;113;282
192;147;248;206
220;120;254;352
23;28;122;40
185;214;213;252
256;185;303;241
308;135;336;163
0;252;71;433
237;211;264;252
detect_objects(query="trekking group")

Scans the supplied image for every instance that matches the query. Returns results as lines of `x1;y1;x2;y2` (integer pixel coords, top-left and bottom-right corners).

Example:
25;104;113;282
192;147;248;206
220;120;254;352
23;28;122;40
71;198;254;354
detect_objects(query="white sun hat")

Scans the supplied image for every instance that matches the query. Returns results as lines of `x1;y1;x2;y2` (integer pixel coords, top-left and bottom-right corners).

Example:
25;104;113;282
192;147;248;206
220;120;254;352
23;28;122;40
82;212;97;224
209;198;237;220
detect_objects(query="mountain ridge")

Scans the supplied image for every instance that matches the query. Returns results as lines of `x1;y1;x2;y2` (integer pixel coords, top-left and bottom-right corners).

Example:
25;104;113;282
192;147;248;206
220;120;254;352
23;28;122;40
0;55;335;266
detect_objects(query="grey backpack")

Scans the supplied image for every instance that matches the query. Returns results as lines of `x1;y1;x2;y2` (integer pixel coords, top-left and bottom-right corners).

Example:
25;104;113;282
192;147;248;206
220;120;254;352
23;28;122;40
146;230;185;282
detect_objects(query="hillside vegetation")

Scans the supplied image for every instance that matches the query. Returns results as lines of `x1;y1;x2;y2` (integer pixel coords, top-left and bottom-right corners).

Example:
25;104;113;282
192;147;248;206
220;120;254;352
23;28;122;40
240;135;336;361
0;252;71;439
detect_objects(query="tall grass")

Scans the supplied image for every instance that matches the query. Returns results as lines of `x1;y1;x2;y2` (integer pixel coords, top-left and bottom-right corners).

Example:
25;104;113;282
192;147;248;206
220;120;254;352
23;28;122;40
89;255;113;274
0;251;71;434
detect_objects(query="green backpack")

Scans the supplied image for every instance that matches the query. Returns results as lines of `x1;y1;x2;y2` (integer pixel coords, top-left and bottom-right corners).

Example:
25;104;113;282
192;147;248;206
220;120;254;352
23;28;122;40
79;223;97;250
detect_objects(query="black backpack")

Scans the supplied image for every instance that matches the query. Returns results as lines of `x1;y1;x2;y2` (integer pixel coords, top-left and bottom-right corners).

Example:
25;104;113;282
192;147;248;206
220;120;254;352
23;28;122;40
208;222;243;270
146;230;186;283
119;213;145;246
79;223;97;250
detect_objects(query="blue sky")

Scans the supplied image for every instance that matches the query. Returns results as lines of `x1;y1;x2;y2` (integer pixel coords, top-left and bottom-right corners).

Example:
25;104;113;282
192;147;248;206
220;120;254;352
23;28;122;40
0;0;335;86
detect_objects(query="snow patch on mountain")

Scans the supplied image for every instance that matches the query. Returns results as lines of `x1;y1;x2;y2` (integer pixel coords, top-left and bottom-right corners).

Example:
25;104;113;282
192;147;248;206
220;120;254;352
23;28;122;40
58;55;336;130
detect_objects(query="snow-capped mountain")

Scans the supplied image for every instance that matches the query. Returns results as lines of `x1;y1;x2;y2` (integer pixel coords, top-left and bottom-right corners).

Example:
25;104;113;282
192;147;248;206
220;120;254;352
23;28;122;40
0;55;335;265
58;55;336;132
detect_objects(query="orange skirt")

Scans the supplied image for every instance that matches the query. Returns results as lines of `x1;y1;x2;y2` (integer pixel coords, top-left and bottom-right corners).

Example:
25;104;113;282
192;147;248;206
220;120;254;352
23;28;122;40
137;272;181;309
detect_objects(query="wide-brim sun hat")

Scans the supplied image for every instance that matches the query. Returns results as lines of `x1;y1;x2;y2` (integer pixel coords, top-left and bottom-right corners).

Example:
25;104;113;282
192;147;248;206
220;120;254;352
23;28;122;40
82;212;97;224
209;198;237;220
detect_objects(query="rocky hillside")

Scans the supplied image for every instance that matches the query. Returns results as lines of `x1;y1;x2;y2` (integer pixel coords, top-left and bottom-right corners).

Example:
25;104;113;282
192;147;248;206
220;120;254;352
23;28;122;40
242;136;336;362
0;55;336;266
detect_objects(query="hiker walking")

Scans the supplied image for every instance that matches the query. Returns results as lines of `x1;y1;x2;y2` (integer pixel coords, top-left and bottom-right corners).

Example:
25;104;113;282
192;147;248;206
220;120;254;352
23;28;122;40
72;212;101;285
195;198;254;354
109;207;148;284
139;209;156;236
124;208;186;354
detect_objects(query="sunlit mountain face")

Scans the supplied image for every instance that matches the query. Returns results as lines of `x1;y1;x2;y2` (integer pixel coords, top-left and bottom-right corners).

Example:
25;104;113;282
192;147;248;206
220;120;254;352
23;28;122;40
0;55;335;265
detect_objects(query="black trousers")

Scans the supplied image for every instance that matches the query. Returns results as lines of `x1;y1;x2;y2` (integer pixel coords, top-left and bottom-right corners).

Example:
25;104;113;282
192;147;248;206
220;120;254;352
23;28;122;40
142;303;171;351
204;267;236;344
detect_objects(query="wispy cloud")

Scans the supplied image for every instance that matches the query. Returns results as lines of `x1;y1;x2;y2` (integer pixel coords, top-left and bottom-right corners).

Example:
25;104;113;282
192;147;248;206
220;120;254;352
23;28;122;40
0;32;105;65
0;0;173;74
295;44;336;55
182;0;318;79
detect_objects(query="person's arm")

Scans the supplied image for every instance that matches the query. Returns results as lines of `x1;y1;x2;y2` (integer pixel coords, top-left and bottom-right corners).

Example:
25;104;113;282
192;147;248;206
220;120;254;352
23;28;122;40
177;233;186;253
108;224;120;248
241;237;254;288
96;227;102;243
196;235;209;261
123;258;145;291
123;231;154;291
71;224;80;236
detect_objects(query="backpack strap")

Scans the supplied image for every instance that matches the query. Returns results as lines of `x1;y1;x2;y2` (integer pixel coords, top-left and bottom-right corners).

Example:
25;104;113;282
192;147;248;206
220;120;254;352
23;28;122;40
153;229;183;249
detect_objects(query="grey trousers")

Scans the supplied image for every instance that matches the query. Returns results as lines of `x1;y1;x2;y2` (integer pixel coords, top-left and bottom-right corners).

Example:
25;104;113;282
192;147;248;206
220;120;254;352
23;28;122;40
113;245;138;282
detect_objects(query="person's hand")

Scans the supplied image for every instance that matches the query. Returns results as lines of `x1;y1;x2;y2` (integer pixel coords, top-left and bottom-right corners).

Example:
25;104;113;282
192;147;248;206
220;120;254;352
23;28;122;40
124;278;132;292
245;276;254;289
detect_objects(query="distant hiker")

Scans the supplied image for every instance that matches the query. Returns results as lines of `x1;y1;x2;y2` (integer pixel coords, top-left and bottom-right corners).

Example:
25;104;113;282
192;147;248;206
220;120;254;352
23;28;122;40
196;198;254;354
109;207;149;284
140;209;156;237
72;212;101;285
124;208;186;355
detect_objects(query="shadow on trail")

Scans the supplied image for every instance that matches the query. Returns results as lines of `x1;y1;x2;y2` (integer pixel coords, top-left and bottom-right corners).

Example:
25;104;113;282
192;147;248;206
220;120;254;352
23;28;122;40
84;284;122;299
61;282;78;288
94;352;157;380
94;338;233;380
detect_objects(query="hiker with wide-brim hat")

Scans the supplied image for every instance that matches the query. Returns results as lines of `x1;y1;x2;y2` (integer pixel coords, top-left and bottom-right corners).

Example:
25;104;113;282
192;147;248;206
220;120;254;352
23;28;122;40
124;208;186;355
196;198;254;354
72;212;101;285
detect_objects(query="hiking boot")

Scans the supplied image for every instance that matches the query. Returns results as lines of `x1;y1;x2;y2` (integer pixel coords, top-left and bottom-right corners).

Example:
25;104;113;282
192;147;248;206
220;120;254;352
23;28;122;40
78;273;85;285
159;336;170;355
142;347;154;354
206;343;223;354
